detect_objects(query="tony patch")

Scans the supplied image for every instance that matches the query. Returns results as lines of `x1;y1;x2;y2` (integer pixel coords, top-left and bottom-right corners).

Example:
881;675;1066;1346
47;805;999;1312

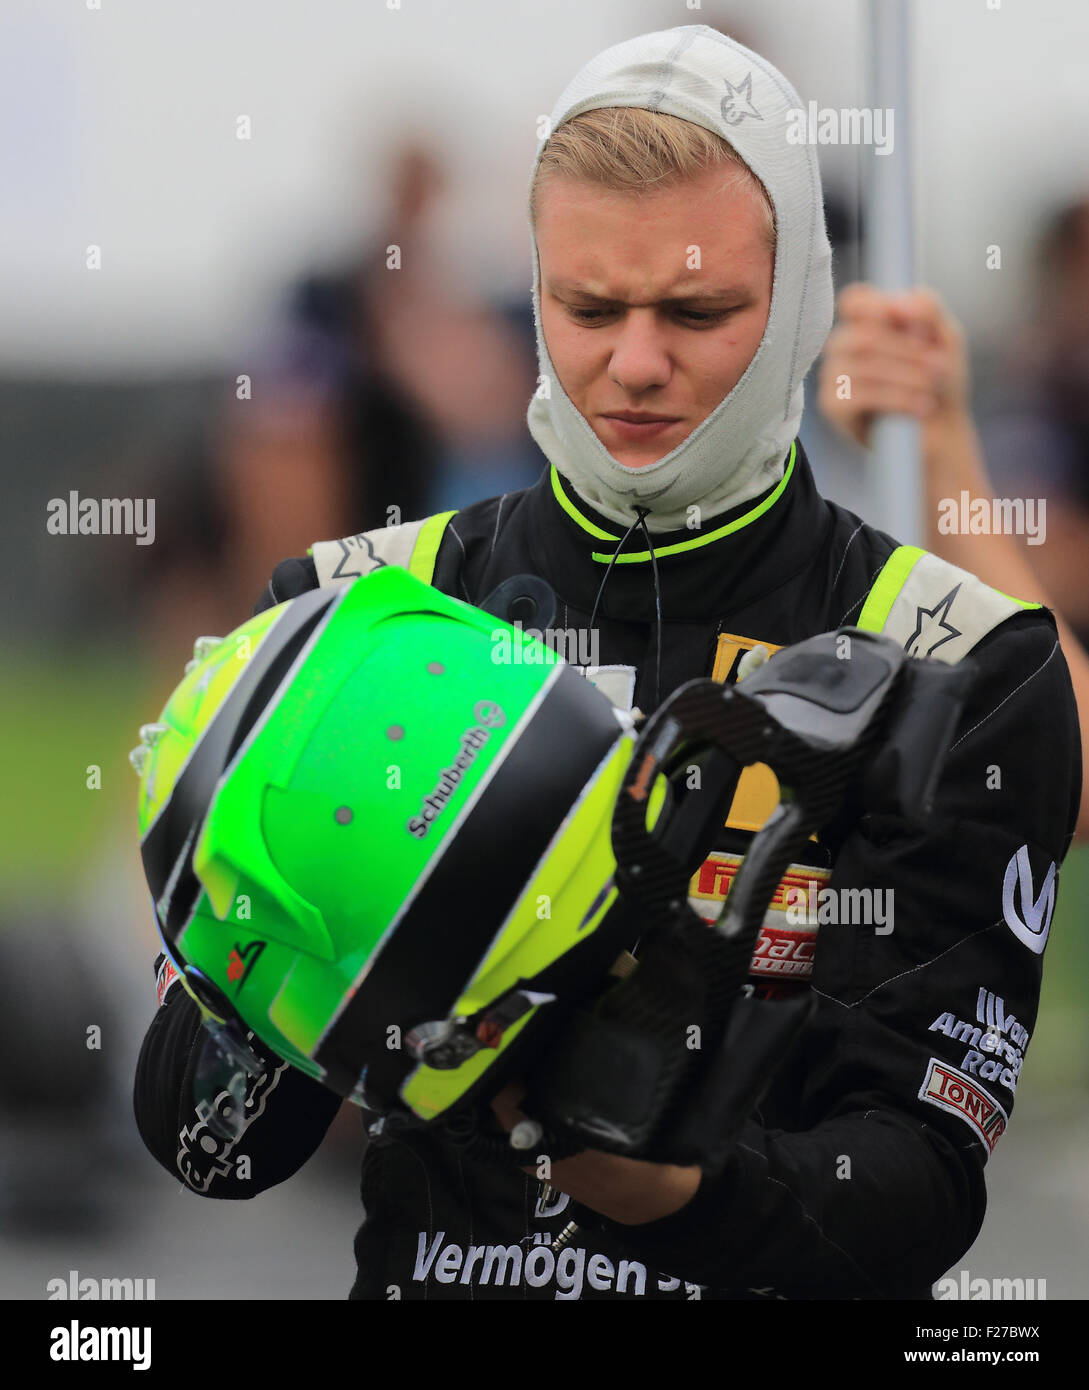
918;1057;1008;1155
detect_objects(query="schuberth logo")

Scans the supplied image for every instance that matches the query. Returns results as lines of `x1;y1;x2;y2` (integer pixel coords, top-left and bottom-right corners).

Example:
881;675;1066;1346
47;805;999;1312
1002;845;1056;954
918;1057;1007;1155
407;702;506;839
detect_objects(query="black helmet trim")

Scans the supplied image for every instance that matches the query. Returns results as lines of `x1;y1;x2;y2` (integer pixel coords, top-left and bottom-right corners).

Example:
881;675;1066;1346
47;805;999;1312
313;661;626;1103
141;587;343;943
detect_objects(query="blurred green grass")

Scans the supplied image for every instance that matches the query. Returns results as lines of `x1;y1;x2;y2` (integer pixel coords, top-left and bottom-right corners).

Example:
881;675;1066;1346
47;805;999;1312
1028;841;1089;1091
0;646;158;898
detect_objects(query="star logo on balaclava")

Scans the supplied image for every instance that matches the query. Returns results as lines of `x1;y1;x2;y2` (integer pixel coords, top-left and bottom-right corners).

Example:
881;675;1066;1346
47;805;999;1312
905;586;962;658
720;73;762;125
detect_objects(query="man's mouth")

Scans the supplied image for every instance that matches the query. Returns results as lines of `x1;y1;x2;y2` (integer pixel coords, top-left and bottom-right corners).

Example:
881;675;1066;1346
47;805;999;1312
600;412;682;442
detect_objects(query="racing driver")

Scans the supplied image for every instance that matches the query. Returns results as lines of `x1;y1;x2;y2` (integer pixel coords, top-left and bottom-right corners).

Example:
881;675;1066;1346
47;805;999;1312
133;25;1080;1301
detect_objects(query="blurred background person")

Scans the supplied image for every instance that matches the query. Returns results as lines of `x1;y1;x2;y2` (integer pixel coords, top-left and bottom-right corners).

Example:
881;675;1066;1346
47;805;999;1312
817;281;1089;841
215;139;543;618
139;140;543;665
976;197;1089;648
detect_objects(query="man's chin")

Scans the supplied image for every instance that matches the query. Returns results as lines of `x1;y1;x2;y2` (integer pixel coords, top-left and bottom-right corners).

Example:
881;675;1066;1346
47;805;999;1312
602;444;672;470
592;424;690;470
609;458;659;475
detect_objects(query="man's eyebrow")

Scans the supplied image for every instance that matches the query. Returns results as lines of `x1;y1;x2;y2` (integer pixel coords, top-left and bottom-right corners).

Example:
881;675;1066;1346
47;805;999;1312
546;279;753;304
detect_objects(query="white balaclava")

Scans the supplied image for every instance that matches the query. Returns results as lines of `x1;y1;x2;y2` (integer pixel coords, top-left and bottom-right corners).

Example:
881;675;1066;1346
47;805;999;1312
526;25;833;532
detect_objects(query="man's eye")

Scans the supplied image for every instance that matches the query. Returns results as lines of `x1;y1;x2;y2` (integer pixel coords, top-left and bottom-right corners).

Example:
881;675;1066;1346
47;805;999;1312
676;309;730;325
564;305;733;326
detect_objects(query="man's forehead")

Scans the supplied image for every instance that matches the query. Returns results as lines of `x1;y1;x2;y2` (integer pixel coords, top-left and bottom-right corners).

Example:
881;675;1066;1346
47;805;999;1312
536;177;771;300
544;274;757;303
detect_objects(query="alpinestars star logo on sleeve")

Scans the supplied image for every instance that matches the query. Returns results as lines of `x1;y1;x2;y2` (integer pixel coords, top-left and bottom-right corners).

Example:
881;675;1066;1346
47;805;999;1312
906;587;961;657
1002;845;1057;954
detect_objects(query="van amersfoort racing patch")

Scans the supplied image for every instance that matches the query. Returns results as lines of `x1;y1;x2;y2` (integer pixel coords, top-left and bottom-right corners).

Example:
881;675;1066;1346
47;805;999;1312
918;1057;1008;1155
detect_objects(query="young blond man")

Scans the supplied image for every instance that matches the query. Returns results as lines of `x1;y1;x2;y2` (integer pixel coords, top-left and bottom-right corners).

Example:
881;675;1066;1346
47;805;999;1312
135;26;1079;1301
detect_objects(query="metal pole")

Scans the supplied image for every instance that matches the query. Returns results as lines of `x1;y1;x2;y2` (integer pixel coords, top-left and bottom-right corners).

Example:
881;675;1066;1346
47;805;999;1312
862;0;924;544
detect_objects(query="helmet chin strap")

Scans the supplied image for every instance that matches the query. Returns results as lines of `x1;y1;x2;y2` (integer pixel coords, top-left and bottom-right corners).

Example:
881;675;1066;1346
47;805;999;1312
587;504;664;712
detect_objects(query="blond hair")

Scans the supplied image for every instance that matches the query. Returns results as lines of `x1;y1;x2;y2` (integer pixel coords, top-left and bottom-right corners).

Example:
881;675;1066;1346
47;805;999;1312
529;107;776;251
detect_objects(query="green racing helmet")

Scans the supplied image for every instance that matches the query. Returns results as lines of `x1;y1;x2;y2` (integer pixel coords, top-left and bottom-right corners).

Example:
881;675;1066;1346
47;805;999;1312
132;566;652;1131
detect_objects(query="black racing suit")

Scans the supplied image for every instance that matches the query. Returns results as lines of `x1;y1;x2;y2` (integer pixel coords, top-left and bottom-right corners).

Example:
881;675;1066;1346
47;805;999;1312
133;440;1081;1299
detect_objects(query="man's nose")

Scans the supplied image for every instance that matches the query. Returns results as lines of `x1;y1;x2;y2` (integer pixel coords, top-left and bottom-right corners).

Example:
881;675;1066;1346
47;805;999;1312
607;310;672;392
